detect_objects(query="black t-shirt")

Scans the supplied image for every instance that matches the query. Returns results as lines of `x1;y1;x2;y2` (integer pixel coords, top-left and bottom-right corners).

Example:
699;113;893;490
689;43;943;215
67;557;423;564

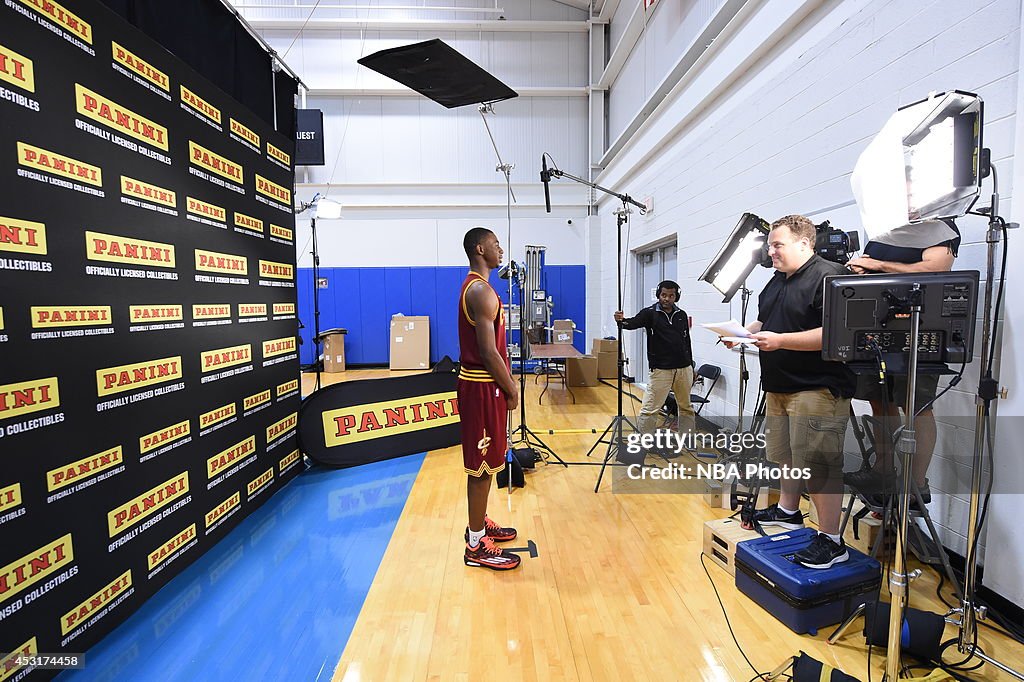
757;255;857;397
863;219;961;263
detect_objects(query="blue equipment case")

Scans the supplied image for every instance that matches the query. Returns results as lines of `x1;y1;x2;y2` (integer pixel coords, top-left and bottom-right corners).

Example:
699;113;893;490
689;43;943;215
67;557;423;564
735;528;882;635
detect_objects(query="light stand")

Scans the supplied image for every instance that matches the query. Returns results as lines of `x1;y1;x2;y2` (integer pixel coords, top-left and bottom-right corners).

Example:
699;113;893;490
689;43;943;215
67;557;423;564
735;286;752;432
295;193;340;394
950;166;1024;681
541;165;647;490
505;262;566;466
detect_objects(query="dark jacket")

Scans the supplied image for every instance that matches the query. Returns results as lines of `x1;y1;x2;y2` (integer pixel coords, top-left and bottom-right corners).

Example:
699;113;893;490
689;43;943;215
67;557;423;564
618;303;693;370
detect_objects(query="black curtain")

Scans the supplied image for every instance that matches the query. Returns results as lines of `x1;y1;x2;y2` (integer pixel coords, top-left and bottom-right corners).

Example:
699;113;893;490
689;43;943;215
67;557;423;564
100;0;297;138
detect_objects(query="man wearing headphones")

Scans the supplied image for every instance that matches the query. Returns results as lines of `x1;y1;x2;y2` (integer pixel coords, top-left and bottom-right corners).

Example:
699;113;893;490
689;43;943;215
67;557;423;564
614;280;696;446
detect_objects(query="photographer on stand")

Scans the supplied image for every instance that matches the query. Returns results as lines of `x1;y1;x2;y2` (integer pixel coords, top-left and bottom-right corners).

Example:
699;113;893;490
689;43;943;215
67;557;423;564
726;215;857;569
844;218;961;507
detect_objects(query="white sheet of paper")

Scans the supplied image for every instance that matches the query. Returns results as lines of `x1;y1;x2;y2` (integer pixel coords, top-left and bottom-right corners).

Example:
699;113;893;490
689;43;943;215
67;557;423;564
700;319;752;338
721;336;757;344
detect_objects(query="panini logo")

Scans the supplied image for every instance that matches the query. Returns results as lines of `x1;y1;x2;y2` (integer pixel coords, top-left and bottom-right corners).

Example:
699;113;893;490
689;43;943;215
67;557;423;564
32;305;111;328
186;196;225;221
0;377;59;421
61;570;132;635
96;356;182;397
0;534;74;604
192;304;230;320
269;224;293;241
201;344;251;372
273;303;296;316
230;118;259;148
279;449;300;472
87;231;175;268
17;0;92;43
0;483;22;512
107;472;189;536
234;212;263;233
195;249;247;275
323;391;460;447
238;303;266;317
0;43;34;93
207;436;256;477
180;85;221;123
76;84;169;151
148;524;196;570
113;42;168;91
255;174;290;206
0;216;46;255
61;569;132;630
262;336;296;359
130;305;183;323
266;412;297;443
18;142;102;186
139;419;190;455
47;446;123;491
277;379;299;396
247;468;274;496
1;638;38;682
121;176;176;207
259;260;293;280
244;390;270;410
189;141;242;183
205;491;240;528
267;142;290;166
199;402;236;429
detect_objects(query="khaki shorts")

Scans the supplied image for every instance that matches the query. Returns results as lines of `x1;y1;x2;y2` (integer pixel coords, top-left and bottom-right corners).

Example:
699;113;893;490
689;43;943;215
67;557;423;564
765;389;850;494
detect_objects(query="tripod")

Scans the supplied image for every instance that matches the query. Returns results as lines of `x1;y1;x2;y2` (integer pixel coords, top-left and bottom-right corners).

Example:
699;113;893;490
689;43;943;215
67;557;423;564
538;160;646;489
591;204;642;492
507;263;567;466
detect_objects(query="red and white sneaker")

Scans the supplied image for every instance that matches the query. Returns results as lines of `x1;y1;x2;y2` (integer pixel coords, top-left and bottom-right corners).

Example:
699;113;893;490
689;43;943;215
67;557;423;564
464;516;517;543
464;536;521;571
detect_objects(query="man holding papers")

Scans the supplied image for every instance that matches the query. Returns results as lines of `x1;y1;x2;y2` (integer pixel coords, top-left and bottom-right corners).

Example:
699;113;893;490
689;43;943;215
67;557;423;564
724;215;857;569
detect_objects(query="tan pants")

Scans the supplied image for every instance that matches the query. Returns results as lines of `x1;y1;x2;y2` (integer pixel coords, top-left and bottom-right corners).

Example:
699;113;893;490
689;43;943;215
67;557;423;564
639;367;695;436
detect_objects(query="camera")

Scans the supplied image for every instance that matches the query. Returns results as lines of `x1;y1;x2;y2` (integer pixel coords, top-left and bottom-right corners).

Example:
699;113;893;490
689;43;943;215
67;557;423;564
814;220;859;265
567;219;573;225
755;219;860;268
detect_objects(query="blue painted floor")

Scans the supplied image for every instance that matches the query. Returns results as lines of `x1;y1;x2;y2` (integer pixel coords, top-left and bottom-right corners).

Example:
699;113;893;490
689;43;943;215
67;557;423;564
59;453;424;682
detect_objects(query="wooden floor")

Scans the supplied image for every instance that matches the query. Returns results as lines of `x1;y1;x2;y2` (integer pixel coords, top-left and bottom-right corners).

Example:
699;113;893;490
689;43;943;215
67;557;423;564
308;368;1023;681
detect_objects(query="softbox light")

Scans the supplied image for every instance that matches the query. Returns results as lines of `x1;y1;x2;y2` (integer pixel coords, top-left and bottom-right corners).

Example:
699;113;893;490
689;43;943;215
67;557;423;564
314;197;342;220
698;213;771;303
357;39;518;109
851;90;984;242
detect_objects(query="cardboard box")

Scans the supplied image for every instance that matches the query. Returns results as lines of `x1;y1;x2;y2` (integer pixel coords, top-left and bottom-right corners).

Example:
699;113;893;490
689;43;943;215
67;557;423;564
596;351;618;379
566;355;599;386
592;337;619;354
322;330;346;372
390;315;430;370
703;517;761;575
552;319;575;345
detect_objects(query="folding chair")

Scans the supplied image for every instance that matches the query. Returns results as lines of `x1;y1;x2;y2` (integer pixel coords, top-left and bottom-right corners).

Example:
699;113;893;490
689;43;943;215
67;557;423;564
689;363;721;416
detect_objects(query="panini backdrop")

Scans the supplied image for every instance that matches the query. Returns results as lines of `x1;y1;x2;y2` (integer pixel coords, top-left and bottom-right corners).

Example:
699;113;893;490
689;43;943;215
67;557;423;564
0;0;300;676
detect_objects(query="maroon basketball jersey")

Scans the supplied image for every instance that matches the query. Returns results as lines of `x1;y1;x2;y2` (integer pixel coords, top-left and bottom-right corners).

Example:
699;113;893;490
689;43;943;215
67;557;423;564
457;272;508;381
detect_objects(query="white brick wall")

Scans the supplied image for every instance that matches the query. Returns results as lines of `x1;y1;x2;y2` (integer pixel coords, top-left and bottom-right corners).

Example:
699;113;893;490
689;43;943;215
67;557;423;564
591;0;1020;585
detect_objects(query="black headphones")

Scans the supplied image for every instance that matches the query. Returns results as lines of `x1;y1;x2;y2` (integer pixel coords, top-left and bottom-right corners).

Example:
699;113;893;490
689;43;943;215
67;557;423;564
656;280;681;302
